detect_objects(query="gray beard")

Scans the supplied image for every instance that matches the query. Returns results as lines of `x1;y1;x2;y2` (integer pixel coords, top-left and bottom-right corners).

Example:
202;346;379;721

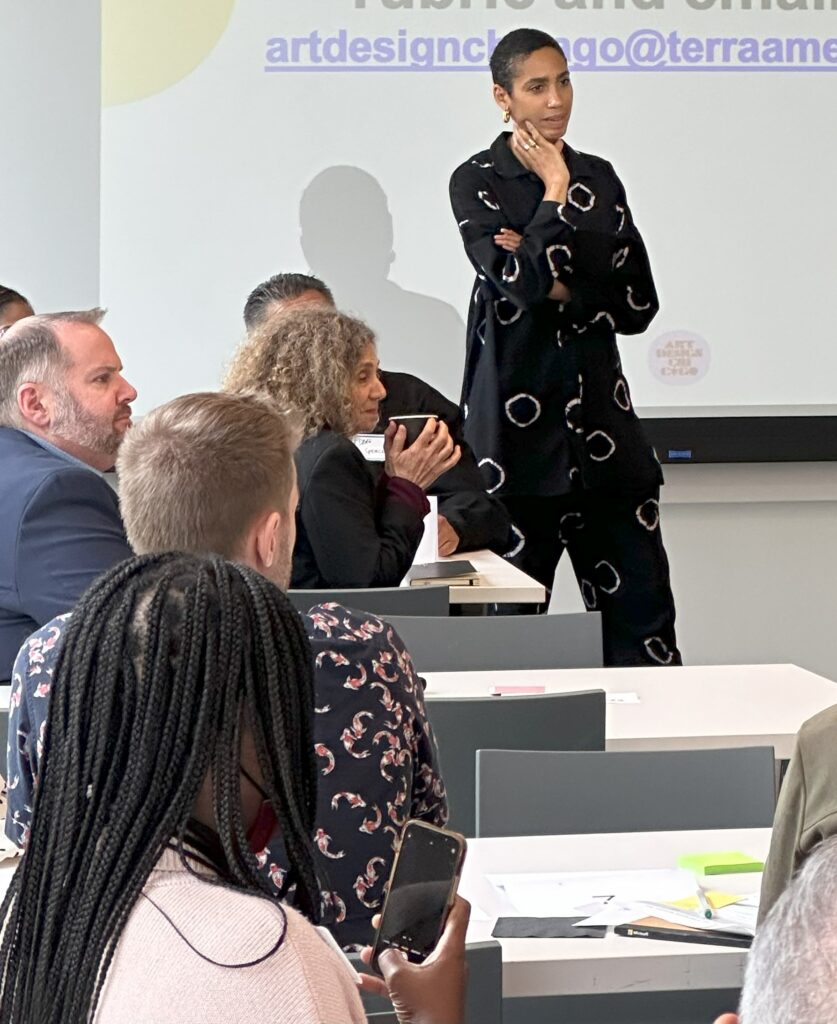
51;387;122;458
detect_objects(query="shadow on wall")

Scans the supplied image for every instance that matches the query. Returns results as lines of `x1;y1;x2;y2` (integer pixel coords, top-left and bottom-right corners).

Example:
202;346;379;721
299;165;466;402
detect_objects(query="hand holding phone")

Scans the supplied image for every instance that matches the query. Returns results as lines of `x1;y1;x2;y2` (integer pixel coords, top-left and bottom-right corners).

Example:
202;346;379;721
359;895;471;1024
371;820;466;967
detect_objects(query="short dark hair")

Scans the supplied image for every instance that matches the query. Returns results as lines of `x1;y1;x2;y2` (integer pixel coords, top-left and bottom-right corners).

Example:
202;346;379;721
490;29;566;93
0;285;30;316
243;273;333;330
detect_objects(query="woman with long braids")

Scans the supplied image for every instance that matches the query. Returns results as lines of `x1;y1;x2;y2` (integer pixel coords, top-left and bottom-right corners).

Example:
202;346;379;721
0;553;468;1023
450;28;680;667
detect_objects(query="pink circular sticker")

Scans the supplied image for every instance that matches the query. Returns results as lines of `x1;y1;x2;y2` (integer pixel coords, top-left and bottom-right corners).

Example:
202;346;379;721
649;331;711;385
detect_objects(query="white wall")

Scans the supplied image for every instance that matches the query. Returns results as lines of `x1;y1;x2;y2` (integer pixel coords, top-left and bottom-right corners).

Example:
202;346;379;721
552;463;837;684
0;0;101;309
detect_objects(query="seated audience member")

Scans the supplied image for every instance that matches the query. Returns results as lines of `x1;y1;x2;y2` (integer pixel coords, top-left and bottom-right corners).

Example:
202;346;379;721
244;272;512;555
7;392;447;947
0;554;468;1024
712;836;837;1024
0;286;34;331
225;308;461;589
758;703;837;922
0;309;134;683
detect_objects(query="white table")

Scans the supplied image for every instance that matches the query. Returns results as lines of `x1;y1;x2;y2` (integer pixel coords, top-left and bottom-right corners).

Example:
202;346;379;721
439;550;546;606
458;828;770;998
424;663;837;759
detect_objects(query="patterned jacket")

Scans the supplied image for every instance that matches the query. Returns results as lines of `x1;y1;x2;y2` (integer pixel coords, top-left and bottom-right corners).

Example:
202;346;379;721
6;603;447;948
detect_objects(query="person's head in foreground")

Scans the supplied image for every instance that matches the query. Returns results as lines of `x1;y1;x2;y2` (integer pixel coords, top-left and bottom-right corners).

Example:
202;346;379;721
0;553;321;1020
243;272;333;330
225;306;386;437
490;28;572;142
713;835;837;1024
0;286;33;331
117;391;299;589
0;308;136;470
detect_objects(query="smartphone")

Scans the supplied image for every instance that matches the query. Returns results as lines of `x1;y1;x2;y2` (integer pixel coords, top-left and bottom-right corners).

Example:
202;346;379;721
371;820;467;968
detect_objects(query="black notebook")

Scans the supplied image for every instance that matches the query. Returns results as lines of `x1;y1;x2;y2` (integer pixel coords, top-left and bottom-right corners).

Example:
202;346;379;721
405;561;479;587
614;916;752;948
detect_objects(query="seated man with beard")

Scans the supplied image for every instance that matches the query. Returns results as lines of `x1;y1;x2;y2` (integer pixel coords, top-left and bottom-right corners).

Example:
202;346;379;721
0;309;136;684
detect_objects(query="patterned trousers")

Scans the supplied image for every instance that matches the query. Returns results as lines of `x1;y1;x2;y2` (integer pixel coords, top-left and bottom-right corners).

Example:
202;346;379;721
499;487;682;668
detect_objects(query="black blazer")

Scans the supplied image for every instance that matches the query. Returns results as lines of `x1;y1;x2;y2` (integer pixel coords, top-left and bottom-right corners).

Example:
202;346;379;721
292;429;426;590
377;371;512;554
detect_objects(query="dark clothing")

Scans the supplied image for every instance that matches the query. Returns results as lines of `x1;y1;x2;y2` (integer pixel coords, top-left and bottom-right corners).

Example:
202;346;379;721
501;488;681;668
449;133;663;498
376;370;512;554
0;427;131;684
450;134;679;666
7;604;448;949
292;429;429;589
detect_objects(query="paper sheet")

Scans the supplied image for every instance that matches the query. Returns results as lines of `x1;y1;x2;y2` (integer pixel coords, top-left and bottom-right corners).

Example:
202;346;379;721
606;692;641;704
487;869;694;919
412;495;439;565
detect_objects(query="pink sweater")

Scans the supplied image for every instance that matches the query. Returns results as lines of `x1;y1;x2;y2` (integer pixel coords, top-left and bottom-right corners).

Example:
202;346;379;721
96;849;367;1024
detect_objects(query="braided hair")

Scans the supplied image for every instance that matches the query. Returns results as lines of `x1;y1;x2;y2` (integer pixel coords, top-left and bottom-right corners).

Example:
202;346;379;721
0;553;320;1023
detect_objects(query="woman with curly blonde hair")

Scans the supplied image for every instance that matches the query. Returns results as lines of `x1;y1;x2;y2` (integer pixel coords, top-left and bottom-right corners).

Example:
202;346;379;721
225;307;460;589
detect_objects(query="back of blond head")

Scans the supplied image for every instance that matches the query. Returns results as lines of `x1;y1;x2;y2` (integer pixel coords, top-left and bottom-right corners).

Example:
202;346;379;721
224;306;375;438
117;391;299;558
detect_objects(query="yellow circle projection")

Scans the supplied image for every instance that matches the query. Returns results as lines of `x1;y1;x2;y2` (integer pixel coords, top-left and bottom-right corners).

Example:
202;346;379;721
102;0;236;107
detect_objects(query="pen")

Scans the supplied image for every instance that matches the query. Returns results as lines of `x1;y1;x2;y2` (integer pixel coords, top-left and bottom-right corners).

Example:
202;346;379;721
695;889;714;919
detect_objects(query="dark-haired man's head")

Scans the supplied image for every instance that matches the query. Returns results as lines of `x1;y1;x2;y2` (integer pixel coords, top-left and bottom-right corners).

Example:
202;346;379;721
243;273;334;331
117;391;300;590
0;286;34;330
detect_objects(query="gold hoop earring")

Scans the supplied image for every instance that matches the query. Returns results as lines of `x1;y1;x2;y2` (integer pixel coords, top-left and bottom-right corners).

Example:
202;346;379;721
503;109;511;124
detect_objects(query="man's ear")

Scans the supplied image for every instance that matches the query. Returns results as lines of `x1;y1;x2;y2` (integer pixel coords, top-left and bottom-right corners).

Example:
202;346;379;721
493;82;511;114
254;510;282;569
17;383;52;429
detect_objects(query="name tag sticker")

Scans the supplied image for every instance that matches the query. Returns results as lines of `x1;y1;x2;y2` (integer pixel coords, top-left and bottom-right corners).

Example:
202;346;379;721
352;433;386;462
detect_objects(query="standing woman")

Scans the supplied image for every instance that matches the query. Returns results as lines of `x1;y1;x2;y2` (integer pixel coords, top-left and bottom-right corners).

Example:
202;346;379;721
450;28;680;667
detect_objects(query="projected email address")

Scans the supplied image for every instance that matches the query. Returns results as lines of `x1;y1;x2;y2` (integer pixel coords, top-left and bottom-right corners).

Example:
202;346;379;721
264;29;837;71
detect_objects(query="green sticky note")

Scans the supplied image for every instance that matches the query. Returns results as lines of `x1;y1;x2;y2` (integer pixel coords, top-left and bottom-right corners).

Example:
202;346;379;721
678;851;764;875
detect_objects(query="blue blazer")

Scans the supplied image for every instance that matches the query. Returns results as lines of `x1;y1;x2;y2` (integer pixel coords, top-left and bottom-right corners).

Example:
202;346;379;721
0;428;132;683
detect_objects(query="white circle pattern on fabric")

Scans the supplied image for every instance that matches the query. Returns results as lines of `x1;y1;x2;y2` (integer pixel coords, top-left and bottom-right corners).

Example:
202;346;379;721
565;397;583;434
587;430;616;461
581;579;598;609
476;319;487;345
478;457;506;494
495;298;522;325
502;256;521;283
644;636;674;665
636;498;660;531
568;183;596;212
555;329;563;348
612;246;630;269
558;511;584;545
478;190;500;211
614;378;632;411
615;205;626;232
505;393;542;428
590;311;616;330
471;159;494;169
595;560;622;594
504;524;526;559
626;286;652;311
546;244;572;279
458;218;469;228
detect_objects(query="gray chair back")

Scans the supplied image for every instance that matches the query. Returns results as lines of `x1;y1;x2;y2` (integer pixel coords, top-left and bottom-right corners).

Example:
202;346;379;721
287;585;449;618
356;940;502;1024
476;746;777;838
428;690;606;836
384;611;603;671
